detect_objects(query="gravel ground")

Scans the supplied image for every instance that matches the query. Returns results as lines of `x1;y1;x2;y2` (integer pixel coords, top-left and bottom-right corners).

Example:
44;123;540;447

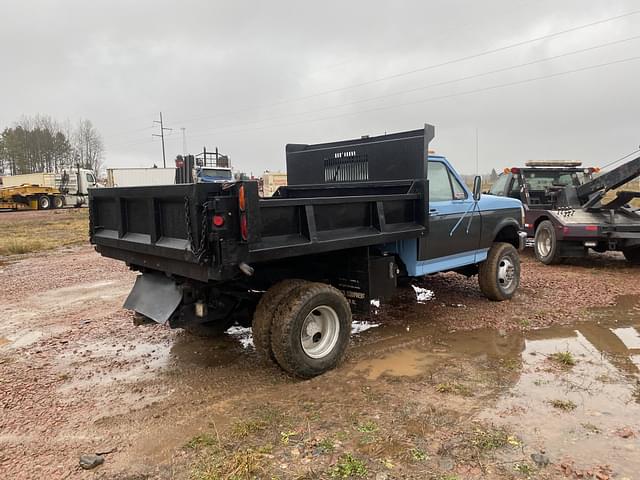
0;243;638;479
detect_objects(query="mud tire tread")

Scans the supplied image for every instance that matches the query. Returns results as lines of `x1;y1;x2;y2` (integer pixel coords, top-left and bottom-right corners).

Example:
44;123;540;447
252;279;309;363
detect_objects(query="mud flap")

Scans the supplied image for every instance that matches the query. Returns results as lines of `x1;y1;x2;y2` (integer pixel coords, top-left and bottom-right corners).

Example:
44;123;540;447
123;273;182;324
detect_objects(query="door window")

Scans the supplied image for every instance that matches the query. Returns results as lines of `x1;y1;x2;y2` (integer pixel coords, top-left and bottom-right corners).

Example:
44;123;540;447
428;162;453;202
449;172;467;200
86;173;95;184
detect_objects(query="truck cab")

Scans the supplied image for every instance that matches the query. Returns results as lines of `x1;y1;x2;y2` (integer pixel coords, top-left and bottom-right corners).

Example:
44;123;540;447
194;166;234;183
392;155;525;277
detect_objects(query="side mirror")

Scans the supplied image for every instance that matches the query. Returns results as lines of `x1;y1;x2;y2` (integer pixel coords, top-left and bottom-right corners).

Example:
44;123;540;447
473;175;482;201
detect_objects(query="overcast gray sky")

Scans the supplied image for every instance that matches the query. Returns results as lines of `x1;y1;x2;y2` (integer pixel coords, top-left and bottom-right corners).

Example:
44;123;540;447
2;0;639;175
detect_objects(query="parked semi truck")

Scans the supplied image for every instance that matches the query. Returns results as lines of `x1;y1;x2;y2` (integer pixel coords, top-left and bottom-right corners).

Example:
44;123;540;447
488;157;640;264
89;125;526;378
0;167;97;210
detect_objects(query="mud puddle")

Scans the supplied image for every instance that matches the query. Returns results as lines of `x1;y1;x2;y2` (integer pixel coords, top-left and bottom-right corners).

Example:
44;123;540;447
353;294;640;476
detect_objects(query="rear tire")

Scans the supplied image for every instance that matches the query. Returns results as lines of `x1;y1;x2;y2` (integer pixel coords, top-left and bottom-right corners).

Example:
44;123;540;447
623;247;640;265
38;195;51;210
270;282;351;378
53;196;64;209
478;242;520;301
252;279;309;363
534;220;562;264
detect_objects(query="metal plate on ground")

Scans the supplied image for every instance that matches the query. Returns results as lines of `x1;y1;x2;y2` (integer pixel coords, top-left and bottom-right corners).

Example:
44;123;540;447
123;273;182;324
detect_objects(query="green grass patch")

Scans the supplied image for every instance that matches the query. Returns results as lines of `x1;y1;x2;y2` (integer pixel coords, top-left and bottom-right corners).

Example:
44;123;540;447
472;427;518;451
550;351;576;367
356;420;378;433
330;453;367;478
409;447;428;461
317;437;335;454
191;448;264;480
231;419;268;439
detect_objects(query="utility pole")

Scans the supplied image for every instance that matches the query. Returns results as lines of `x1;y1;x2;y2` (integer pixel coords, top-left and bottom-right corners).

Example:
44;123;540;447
152;112;172;168
181;127;187;156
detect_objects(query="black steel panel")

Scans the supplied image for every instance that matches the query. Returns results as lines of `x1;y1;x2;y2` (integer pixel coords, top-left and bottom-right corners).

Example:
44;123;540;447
286;126;433;185
125;198;150;235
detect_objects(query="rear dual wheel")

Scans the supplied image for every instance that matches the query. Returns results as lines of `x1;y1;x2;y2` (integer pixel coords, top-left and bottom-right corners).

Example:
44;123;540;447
253;281;352;378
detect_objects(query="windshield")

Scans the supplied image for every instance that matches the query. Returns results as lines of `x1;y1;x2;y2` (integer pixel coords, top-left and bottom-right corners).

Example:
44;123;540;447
522;170;586;190
199;168;232;180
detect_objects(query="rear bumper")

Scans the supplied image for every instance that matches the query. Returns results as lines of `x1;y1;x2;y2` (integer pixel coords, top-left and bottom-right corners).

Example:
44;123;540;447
517;231;527;251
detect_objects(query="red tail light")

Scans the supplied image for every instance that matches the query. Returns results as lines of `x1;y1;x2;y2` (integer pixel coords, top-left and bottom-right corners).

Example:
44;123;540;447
240;213;248;241
584;225;598;231
212;215;225;227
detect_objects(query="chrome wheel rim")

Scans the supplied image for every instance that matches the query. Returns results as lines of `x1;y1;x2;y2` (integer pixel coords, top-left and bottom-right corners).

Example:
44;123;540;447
300;305;340;359
497;256;516;290
537;229;552;257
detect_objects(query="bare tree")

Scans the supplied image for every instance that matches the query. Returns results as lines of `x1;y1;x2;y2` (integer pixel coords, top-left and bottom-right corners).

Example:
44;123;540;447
74;119;104;174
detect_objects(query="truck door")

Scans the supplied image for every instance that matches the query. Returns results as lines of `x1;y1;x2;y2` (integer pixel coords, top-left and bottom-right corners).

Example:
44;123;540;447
418;160;482;262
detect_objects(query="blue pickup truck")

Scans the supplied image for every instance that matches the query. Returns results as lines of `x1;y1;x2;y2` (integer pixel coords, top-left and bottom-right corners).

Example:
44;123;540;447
89;125;525;378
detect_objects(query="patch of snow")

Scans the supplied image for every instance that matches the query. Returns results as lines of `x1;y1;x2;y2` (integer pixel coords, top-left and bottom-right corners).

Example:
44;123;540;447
351;321;381;335
411;285;435;303
226;326;254;349
370;299;380;308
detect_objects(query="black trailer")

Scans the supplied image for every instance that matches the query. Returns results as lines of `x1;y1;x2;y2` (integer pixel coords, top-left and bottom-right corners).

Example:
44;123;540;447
90;125;525;378
488;157;640;264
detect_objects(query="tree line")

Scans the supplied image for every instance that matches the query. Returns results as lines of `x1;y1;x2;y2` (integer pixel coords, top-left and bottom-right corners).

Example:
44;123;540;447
0;115;104;176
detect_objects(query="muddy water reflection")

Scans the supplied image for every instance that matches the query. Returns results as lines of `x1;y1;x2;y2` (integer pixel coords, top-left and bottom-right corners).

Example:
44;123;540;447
354;295;640;475
482;303;640;476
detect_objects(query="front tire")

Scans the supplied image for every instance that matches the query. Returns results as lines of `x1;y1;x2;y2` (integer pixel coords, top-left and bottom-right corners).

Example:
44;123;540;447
534;220;562;264
270;282;351;378
478;242;520;301
623;247;640;265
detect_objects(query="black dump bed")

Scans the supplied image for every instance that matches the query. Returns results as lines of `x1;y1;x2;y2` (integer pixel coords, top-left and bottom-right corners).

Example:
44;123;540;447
89;126;434;283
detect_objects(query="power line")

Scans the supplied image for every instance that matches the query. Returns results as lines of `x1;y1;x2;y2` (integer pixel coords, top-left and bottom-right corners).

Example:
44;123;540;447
107;53;640;151
171;8;640;127
184;54;640;140
152;112;172;168
601;147;640;170
183;34;640;138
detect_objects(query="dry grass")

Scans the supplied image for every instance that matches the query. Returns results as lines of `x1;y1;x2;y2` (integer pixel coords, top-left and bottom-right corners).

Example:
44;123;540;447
0;209;88;257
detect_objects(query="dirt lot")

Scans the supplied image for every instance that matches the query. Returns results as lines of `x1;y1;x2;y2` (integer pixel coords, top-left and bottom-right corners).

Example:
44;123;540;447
1;210;639;479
